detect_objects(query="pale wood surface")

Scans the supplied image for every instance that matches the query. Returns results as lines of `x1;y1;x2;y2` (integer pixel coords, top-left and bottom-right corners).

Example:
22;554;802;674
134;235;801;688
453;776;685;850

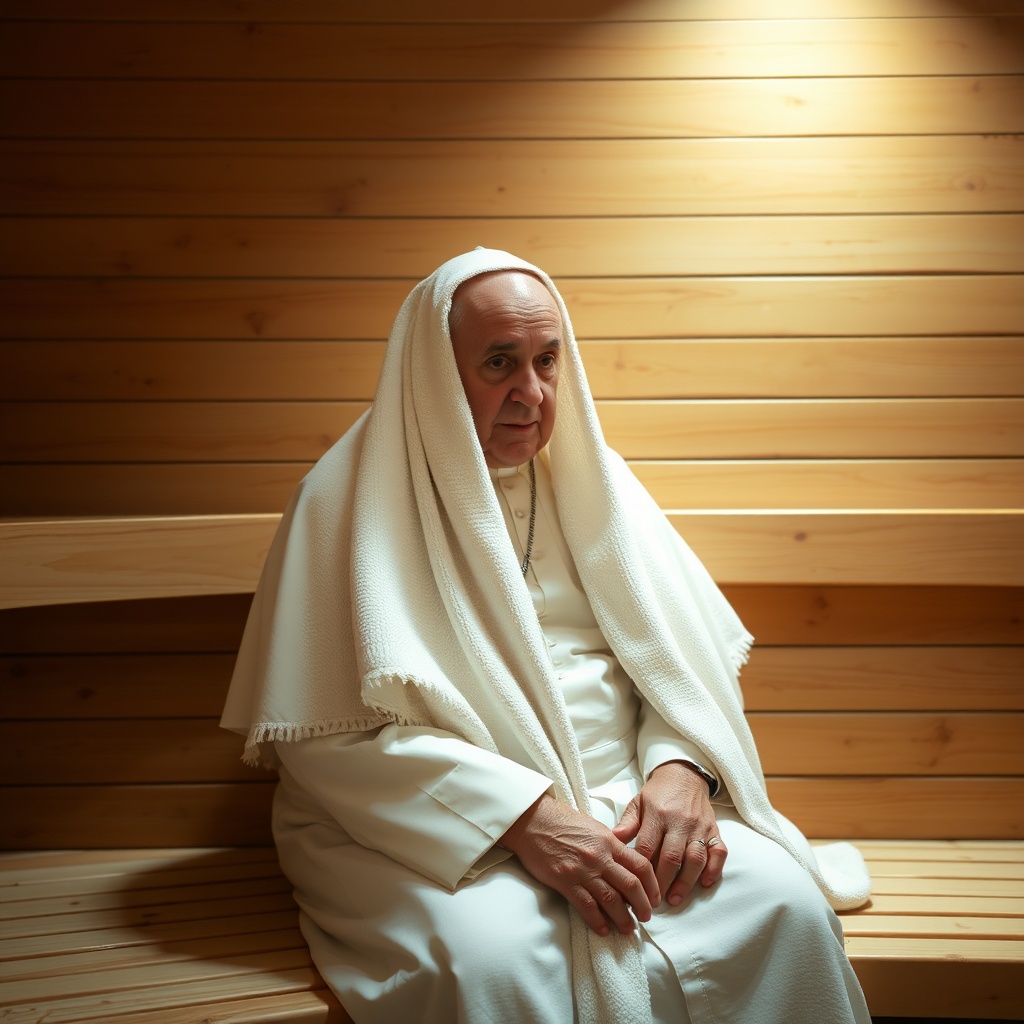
4;458;1024;517
0;843;1019;1021
2;586;1019;652
4;778;1023;849
5;399;1022;463
4;137;1021;217
6;337;1023;400
5;76;1024;139
7;645;1020;719
3;511;1021;610
3;275;1023;340
4;711;1020;785
741;646;1024;711
2;18;1022;79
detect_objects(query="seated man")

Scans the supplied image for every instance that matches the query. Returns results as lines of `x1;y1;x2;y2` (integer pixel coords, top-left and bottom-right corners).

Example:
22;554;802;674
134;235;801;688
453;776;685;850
222;248;872;1024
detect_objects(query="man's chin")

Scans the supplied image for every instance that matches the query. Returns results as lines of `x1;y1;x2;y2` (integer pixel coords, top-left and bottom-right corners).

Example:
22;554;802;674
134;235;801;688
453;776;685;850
484;439;541;469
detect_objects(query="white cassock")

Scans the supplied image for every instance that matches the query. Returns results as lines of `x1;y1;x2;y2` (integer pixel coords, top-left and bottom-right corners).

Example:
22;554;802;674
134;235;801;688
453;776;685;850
272;459;871;1024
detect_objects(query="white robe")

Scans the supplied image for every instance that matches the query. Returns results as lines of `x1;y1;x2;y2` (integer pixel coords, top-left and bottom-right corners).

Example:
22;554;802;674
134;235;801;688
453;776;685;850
271;460;871;1024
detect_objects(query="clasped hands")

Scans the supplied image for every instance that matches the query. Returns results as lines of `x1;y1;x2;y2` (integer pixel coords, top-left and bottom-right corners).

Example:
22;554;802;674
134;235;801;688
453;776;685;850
499;761;727;937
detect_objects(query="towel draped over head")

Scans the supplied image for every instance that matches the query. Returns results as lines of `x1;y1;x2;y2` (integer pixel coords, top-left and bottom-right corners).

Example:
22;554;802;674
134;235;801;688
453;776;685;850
221;247;870;1024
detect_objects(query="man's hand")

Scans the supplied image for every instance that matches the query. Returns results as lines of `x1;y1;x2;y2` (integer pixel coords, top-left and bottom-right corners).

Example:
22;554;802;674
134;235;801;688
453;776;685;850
612;761;727;906
499;793;660;937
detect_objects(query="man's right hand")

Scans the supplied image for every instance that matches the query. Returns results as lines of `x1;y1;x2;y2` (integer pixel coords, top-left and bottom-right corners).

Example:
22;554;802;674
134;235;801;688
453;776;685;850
498;793;660;937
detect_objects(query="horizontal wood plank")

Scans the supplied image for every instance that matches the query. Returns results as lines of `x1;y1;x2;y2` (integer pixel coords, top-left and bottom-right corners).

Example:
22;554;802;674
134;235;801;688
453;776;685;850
0;594;253;655
2;19;1023;80
633;459;1024;510
0;515;278;609
768;777;1024;839
6;216;1023;280
3;276;1021;340
0;0;1019;20
602;399;1024;459
7;336;1022;401
4;457;1024;517
4;399;1022;464
0;783;277;849
7;646;1021;720
2;511;1021;609
2;654;236;718
2;587;1019;654
4;76;1024;138
730;586;1024;647
742;647;1024;712
3;777;1020;848
6;712;1019;783
847;957;1022;1020
749;712;1024;775
3;137;1021;217
0;720;264;785
0;961;323;1024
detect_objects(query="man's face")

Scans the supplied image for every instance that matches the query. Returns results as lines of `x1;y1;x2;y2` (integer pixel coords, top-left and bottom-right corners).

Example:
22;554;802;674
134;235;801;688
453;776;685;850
449;271;562;469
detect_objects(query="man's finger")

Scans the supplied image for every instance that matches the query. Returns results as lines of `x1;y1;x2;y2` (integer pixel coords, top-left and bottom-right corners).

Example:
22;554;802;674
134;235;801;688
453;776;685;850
652;831;685;897
701;835;728;887
568;883;612;936
617;844;661;907
667;838;707;906
611;798;641;843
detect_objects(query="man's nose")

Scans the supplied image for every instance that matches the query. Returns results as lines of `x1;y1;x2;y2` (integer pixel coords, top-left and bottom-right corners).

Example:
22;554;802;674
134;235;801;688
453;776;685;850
510;367;544;406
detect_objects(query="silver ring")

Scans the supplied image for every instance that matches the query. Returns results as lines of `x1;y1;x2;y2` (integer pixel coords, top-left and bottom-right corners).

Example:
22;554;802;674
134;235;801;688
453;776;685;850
707;837;720;848
690;838;707;848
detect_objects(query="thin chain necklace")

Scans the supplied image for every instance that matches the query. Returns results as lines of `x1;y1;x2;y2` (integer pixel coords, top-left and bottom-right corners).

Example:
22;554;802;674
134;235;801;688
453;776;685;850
521;458;537;577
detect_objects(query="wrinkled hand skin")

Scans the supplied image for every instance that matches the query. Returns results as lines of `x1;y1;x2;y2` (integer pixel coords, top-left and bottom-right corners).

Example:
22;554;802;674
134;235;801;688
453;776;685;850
499;762;727;936
612;761;728;907
499;793;660;937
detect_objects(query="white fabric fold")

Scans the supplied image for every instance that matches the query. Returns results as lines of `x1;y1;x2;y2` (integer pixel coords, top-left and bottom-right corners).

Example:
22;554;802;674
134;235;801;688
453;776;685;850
221;247;870;1024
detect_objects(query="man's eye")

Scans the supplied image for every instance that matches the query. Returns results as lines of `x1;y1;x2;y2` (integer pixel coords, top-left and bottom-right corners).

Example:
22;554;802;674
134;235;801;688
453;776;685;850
487;357;508;370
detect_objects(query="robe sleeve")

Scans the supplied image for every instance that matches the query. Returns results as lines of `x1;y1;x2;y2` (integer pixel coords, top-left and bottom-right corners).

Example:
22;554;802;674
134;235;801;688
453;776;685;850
636;695;721;797
274;724;553;891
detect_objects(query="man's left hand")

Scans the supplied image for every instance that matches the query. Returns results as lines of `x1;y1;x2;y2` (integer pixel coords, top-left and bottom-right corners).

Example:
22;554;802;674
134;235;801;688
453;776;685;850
612;761;727;906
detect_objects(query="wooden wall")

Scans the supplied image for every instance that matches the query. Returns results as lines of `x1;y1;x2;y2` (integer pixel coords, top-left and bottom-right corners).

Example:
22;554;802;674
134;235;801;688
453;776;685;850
1;0;1022;848
2;0;1023;516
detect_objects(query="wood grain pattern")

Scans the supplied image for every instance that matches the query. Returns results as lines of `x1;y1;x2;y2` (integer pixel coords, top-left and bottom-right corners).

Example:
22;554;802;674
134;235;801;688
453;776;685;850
4;276;1020;340
4;457;1021;517
4;777;1020;849
2;19;1023;80
741;646;1024;712
767;777;1024;839
6;712;1019;784
5;77;1024;139
4;137;1020;217
7;337;1022;401
5;398;1021;463
8;646;1020;719
1;587;1017;653
1;0;1020;20
2;511;1020;610
749;712;1024;775
6;216;1023;279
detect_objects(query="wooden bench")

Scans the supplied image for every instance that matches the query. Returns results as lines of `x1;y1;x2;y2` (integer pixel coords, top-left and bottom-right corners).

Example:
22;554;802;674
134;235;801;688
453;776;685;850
1;514;1022;1022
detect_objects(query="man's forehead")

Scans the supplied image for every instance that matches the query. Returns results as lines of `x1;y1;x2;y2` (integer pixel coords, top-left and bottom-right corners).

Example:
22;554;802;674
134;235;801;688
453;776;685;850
453;269;552;307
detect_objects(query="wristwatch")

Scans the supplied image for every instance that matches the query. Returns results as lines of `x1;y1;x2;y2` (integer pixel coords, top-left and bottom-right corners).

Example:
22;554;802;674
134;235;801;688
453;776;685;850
680;759;718;797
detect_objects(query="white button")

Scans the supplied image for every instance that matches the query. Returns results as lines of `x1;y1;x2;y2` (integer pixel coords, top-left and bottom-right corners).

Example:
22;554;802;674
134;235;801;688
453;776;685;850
502;482;514;491
547;639;556;648
515;509;525;518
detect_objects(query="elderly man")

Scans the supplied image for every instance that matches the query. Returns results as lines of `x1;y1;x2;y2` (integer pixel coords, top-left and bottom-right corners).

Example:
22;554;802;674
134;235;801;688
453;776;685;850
222;249;871;1024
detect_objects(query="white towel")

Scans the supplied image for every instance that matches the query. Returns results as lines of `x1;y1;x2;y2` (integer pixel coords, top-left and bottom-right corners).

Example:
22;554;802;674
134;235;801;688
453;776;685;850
222;248;870;1024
